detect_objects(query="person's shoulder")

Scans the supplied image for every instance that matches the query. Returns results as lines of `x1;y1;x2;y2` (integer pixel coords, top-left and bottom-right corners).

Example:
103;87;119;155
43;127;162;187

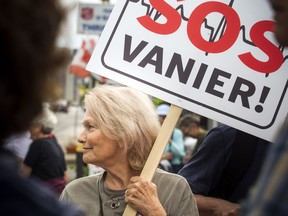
153;169;192;195
197;124;237;151
207;124;236;139
65;172;103;190
155;167;179;176
28;138;50;151
154;168;188;183
31;137;47;145
173;128;183;136
210;124;234;132
61;172;103;203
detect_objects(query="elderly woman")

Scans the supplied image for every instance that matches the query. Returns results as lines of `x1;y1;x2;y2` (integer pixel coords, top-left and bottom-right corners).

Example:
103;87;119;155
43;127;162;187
60;85;199;216
21;105;67;196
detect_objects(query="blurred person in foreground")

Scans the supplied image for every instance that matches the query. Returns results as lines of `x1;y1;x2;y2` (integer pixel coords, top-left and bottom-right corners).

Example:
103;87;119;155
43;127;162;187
21;105;67;197
179;124;270;216
157;103;186;173
0;1;83;215
239;0;288;215
3;131;32;163
60;85;199;216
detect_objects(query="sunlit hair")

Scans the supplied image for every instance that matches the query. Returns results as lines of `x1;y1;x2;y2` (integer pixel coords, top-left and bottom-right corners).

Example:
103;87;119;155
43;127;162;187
84;85;160;171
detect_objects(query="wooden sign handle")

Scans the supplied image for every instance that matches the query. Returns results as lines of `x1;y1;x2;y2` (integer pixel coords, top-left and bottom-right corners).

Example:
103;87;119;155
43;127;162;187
123;104;183;216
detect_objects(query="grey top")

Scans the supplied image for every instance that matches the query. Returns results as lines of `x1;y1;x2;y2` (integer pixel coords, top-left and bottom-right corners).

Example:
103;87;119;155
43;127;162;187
60;168;199;216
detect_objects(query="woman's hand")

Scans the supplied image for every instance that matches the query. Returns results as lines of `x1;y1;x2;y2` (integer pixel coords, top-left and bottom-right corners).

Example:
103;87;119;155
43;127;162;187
125;176;167;216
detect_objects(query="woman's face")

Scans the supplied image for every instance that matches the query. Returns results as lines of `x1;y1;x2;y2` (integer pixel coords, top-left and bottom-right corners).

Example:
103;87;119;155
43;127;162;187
78;110;125;168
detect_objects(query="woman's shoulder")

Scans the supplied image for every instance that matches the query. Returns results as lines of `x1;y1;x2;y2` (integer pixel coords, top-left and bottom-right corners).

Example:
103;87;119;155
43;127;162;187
153;168;196;214
65;172;103;191
154;168;188;185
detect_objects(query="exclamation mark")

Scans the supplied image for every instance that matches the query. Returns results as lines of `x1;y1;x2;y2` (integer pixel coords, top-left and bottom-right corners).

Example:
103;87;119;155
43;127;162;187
255;86;270;113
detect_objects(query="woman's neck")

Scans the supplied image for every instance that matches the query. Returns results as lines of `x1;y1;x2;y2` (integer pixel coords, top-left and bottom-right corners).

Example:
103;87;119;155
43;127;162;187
104;168;140;190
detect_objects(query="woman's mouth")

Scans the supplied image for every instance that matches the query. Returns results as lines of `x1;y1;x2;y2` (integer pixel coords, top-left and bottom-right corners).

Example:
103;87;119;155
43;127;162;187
82;147;93;152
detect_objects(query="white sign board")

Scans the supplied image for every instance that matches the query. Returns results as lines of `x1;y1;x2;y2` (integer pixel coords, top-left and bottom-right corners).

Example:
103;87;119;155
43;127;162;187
77;3;114;35
87;0;288;142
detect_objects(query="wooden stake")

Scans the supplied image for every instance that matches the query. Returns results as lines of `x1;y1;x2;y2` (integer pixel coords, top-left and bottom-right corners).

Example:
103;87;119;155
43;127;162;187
123;104;183;216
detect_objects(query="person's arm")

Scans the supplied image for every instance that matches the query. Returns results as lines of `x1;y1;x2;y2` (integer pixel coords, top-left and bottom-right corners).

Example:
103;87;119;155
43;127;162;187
196;195;240;216
170;129;186;158
63;171;69;184
161;152;172;160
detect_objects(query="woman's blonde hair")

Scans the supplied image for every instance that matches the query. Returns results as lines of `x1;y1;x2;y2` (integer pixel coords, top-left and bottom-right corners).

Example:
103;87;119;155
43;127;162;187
84;85;160;171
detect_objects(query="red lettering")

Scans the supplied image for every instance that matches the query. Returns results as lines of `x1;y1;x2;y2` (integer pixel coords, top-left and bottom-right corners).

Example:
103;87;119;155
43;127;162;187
187;2;240;53
137;0;181;34
238;21;283;73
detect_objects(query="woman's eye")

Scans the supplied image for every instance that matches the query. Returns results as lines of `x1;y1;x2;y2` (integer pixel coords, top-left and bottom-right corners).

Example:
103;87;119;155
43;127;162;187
83;124;93;130
82;121;97;131
88;124;94;130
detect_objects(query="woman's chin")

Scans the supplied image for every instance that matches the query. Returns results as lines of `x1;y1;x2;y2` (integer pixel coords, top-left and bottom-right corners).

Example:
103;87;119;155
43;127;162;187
82;155;92;164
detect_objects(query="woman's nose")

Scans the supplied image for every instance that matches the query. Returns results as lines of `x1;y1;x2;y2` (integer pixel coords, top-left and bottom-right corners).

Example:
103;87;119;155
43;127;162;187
77;132;86;144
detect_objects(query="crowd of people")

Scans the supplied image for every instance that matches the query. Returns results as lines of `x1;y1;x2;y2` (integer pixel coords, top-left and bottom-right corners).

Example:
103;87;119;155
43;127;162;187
1;0;288;215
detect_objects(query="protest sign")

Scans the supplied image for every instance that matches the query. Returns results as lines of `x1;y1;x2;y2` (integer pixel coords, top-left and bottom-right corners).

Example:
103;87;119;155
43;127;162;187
87;0;288;142
77;3;114;35
86;1;288;214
